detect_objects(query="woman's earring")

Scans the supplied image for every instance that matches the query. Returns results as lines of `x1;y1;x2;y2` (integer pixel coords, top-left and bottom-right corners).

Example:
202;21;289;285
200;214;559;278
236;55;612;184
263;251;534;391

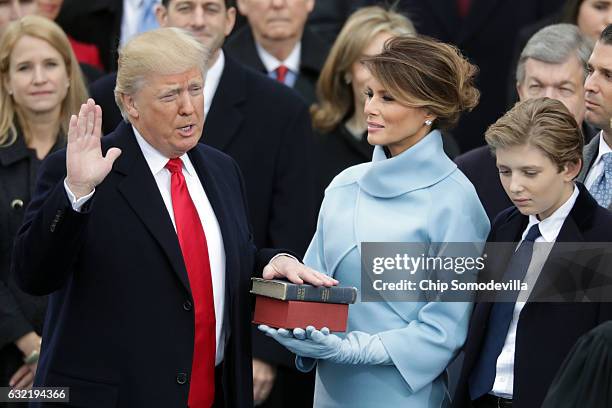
425;119;433;126
344;73;352;85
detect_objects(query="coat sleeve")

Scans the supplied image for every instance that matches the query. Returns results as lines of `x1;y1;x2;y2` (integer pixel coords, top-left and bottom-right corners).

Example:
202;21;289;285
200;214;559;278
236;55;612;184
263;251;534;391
12;150;90;296
377;185;490;392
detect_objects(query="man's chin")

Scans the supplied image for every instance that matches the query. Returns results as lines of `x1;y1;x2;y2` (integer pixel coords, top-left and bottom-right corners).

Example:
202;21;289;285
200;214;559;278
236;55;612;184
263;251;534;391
262;29;296;42
584;113;606;130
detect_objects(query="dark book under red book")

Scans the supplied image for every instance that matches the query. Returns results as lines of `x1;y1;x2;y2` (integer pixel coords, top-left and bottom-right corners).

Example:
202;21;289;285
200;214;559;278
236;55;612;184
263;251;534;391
253;296;349;332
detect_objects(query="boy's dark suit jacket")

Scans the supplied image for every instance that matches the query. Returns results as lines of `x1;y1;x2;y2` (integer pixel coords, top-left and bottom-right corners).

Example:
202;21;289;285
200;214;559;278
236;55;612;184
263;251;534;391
12;122;279;407
453;183;612;408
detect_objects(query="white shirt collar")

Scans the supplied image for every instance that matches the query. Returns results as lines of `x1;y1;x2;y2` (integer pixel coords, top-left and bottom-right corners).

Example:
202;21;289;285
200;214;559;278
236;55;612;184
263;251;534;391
592;131;612;167
131;125;195;177
524;185;579;243
204;50;225;115
255;41;301;74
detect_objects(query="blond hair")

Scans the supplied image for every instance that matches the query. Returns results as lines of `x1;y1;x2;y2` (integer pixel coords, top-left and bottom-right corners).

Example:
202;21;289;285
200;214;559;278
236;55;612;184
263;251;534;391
114;28;210;122
363;35;479;131
0;15;88;146
485;97;583;172
311;6;415;133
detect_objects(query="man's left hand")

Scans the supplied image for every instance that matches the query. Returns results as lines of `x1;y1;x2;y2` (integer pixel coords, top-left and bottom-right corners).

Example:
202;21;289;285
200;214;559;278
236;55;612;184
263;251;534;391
262;255;337;287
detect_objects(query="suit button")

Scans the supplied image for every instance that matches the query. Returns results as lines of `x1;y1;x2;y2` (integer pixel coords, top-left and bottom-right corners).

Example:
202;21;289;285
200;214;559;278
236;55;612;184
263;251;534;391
10;199;23;210
176;373;188;385
183;300;192;311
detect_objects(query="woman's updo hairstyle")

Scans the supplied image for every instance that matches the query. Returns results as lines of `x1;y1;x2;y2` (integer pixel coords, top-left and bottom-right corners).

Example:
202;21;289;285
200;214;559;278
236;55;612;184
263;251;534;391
363;35;479;131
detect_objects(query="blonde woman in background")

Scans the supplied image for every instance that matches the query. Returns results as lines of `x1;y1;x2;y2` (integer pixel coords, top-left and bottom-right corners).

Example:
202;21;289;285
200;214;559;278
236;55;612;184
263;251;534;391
0;15;87;389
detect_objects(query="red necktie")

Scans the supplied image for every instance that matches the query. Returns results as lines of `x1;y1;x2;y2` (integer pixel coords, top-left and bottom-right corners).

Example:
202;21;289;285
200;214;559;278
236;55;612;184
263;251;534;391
275;65;289;84
457;0;471;18
166;158;216;408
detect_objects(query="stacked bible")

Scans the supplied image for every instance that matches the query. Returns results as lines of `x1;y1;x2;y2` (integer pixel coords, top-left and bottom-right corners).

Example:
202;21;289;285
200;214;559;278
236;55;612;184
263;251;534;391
251;278;358;332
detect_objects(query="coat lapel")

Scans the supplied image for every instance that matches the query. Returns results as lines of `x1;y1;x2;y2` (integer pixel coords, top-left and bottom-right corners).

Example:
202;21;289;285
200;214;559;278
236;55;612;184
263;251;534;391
299;28;328;76
528;185;595;302
202;57;246;151
577;134;600;182
470;210;527;337
110;123;192;295
226;29;267;73
188;147;238;320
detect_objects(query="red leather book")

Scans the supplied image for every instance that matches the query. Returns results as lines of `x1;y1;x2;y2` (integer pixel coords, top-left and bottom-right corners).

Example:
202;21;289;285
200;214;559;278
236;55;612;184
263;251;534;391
253;296;349;332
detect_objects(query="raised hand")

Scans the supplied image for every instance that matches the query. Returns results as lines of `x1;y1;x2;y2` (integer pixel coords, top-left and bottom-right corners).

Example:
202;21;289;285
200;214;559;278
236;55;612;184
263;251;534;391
65;99;122;199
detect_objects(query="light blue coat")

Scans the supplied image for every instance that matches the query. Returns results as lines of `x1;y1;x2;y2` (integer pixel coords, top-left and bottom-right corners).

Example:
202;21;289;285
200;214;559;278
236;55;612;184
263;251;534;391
303;131;490;407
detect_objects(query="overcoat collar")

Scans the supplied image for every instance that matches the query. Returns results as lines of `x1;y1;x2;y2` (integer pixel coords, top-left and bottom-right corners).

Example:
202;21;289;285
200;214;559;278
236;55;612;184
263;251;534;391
358;130;456;198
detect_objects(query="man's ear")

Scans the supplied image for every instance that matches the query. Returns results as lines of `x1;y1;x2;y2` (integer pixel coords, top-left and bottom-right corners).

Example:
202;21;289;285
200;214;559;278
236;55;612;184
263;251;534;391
225;6;237;36
120;93;140;120
155;4;168;27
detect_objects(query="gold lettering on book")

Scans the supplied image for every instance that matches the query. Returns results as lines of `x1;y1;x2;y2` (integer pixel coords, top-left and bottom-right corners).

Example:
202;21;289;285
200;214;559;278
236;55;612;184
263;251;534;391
321;288;330;302
297;287;306;300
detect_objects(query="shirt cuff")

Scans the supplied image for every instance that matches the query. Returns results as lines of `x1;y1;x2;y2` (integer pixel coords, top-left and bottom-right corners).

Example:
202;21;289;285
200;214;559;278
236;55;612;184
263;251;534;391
64;179;95;212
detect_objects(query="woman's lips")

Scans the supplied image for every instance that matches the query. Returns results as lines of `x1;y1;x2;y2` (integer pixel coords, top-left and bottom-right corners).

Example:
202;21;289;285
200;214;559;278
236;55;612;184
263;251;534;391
367;122;384;132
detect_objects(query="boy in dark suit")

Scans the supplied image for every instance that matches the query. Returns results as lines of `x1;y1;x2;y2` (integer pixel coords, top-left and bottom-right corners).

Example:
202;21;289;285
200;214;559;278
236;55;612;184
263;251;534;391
454;97;612;408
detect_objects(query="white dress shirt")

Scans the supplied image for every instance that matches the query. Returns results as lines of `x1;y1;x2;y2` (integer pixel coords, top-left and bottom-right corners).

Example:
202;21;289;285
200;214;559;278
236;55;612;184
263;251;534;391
491;185;579;398
204;50;225;116
584;132;612;189
255;41;301;87
64;126;227;364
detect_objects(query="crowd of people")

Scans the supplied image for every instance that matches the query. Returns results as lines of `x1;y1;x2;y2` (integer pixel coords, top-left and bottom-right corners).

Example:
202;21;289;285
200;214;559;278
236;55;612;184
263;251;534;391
1;0;612;407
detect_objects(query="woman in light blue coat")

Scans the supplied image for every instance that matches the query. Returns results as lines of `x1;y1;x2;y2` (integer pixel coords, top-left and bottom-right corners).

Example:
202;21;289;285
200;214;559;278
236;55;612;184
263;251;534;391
260;35;490;407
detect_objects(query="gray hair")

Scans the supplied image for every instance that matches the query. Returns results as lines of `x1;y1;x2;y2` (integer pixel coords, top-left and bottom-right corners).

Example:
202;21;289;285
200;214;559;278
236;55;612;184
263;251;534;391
516;23;593;85
114;27;210;122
